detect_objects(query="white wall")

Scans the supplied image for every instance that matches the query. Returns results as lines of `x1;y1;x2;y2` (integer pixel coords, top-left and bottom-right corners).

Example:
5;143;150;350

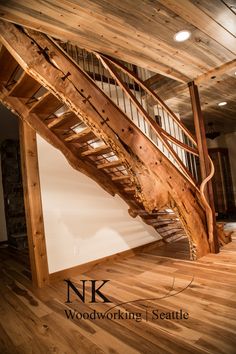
37;136;161;274
207;132;236;205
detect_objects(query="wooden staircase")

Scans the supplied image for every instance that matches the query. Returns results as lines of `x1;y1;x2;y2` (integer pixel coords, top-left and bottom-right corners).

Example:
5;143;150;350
0;21;219;259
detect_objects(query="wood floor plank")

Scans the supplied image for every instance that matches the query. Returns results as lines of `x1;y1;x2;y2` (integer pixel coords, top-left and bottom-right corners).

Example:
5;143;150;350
0;233;236;353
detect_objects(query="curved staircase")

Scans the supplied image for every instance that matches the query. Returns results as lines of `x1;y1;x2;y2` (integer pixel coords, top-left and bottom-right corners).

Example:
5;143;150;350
0;21;220;259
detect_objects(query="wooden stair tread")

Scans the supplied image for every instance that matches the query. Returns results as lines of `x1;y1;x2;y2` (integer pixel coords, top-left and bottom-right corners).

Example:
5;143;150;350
8;72;41;99
30;92;62;118
112;175;130;181
81;145;111;157
156;212;175;216
159;229;183;237
147;219;177;226
157;214;179;220
163;230;185;239
65;127;95;143
48;112;79;130
0;46;19;83
155;223;179;229
123;187;136;193
97;159;123;169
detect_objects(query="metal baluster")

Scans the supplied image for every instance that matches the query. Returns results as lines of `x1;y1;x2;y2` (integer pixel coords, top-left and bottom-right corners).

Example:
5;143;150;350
91;53;96;81
139;85;147;134
131;76;141;128
139;85;148;134
126;74;134;121
87;51;92;78
178;126;185;163
121;72;127;114
115;79;120;106
194;156;199;182
166;114;176;160
161;107;170;159
187;138;194;177
107;68;112;100
99;60;104;90
82;49;86;72
191;140;199;181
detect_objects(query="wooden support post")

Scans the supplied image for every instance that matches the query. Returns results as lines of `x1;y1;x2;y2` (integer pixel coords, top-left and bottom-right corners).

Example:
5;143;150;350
188;81;219;254
19;121;49;287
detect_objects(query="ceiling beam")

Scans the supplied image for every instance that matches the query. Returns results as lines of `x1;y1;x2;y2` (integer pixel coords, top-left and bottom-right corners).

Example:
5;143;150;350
144;73;165;89
195;59;236;84
156;82;187;101
147;59;236;103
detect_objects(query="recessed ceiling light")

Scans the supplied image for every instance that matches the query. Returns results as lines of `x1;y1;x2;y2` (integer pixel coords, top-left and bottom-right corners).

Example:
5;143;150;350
218;101;227;106
174;30;191;42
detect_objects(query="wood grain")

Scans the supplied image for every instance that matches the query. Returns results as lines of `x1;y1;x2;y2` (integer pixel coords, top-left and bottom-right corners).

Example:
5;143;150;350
0;22;217;259
0;0;234;79
0;1;235;132
19;121;49;288
0;232;235;353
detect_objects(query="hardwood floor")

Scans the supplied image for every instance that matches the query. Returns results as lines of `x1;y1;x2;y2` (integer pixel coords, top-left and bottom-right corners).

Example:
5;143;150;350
0;234;236;354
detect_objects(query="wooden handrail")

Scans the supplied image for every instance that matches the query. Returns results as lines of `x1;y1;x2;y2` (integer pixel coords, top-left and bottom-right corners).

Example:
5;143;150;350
161;130;199;156
200;156;215;246
99;53;197;146
52;40;199;185
96;54;197;185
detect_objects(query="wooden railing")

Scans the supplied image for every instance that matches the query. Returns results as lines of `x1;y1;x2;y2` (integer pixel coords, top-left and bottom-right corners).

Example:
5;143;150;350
60;43;200;186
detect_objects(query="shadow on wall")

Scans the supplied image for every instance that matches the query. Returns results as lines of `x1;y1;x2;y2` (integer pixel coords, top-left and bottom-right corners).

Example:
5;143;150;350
36;135;161;273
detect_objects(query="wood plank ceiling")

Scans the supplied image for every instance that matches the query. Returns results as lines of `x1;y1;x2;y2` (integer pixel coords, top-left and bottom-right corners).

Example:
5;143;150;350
0;0;235;132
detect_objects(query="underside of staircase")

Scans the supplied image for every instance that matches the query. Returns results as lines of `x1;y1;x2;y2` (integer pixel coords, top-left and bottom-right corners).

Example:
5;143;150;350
0;20;221;260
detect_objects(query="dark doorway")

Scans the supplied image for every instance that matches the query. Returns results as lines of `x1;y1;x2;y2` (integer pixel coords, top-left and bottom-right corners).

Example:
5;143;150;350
208;148;236;220
0;104;30;277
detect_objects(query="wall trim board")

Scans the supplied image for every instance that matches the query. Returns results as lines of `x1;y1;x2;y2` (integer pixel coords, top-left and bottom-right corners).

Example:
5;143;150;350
49;239;165;283
19;121;49;288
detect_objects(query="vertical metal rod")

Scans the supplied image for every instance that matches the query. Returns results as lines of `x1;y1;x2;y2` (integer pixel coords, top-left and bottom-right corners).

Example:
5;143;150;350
161;107;170;158
99;60;104;90
139;85;147;133
188;138;194;177
173;120;180;158
82;49;86;71
91;53;96;81
107;69;112;100
127;73;134;121
178;125;185;165
132;78;140;127
87;51;91;76
190;138;198;181
74;45;78;65
121;72;127;114
194;156;199;182
115;80;119;106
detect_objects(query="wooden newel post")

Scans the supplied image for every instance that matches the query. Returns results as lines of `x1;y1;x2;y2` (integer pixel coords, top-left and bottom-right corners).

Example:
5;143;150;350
20;121;49;287
188;81;219;253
